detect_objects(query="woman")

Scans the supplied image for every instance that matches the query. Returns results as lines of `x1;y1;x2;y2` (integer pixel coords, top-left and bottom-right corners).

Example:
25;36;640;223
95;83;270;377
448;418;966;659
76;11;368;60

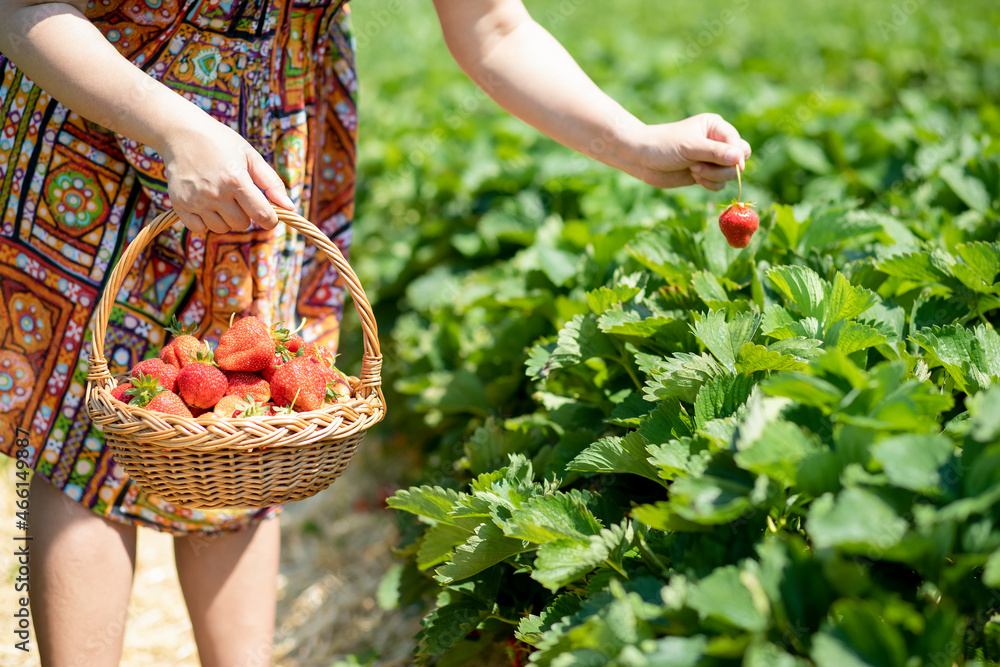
0;0;750;664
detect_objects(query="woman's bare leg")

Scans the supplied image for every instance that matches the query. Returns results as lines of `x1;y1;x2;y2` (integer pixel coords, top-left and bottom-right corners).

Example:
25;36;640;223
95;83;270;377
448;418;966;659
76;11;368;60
173;516;280;667
29;475;137;667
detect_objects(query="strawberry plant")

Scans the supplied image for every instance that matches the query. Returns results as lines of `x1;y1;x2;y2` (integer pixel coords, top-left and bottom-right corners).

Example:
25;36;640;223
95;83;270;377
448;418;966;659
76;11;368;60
342;0;1000;663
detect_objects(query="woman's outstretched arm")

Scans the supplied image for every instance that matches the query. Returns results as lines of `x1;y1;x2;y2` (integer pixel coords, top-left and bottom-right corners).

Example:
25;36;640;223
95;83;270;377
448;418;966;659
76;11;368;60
433;0;751;191
0;0;292;231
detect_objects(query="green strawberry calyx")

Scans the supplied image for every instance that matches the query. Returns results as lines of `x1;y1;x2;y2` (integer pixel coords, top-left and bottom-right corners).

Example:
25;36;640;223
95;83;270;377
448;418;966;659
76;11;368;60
126;372;165;407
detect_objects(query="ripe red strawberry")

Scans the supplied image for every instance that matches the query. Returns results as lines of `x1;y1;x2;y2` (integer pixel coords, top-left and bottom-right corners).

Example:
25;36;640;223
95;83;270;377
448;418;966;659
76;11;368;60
145;391;193;418
263;357;282;381
130;359;180;393
110;382;133;403
260;354;284;383
271;356;330;412
177;363;228;409
159;316;202;368
300;341;337;367
215;316;276;372
224;371;271;403
324;375;352;405
718;202;759;248
211;394;248;419
286;334;306;353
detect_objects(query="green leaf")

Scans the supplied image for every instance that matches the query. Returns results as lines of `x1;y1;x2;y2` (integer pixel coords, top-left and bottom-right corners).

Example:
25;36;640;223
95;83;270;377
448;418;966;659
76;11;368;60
516;594;584;645
763;372;844;409
825;320;887;355
532;533;611;591
418;522;477;570
694;373;756;428
628;229;695;283
387;486;462;523
639;636;708;667
639;400;694;444
967;385;1000;443
766;336;824;361
646;436;709;482
786;137;833;174
464;424;536;476
800;209;884;251
823;273;878;330
811;633;879;667
691;270;729;306
690;309;762;371
686;565;768;632
940;162;991;213
568;432;666;486
912;324;1000;394
526;339;558;379
984;549;1000;588
418;600;489;656
807;489;908;552
598;304;680;339
735;420;820;486
550;314;618;370
771;204;802;249
503;492;602;544
811;600;909;667
436;522;532;584
870;434;954;494
666;472;755;526
642;352;726;404
586;285;641;314
877;250;954;284
956;241;1000;285
768;265;827;320
736;342;807;374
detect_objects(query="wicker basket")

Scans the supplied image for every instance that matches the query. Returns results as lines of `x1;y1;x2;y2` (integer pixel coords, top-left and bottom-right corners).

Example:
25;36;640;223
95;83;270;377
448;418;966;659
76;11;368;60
85;207;385;509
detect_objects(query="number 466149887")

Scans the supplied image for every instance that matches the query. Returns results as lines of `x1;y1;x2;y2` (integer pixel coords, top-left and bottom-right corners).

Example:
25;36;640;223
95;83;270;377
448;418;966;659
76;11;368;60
13;427;31;505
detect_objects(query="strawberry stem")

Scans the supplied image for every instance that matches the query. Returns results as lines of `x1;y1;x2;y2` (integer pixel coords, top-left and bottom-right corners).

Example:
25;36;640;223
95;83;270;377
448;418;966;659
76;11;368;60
737;166;742;203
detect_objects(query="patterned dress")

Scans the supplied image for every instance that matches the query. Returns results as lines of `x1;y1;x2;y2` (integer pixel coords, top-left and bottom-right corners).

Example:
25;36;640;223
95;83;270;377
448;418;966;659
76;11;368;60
0;0;356;533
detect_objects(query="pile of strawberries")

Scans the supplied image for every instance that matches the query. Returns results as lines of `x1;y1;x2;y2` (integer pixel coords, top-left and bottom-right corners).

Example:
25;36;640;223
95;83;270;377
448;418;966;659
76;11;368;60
109;315;352;419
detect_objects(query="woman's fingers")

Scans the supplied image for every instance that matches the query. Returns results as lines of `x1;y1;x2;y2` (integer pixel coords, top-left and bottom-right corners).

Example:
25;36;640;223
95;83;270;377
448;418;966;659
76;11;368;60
639;168;697;189
198;209;231;234
176;210;208;233
691;162;740;185
247;150;293;211
216;197;254;232
232;186;277;230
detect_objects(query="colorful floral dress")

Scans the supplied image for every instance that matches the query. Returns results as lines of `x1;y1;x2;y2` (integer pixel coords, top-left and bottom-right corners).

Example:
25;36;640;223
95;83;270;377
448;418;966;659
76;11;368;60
0;0;356;533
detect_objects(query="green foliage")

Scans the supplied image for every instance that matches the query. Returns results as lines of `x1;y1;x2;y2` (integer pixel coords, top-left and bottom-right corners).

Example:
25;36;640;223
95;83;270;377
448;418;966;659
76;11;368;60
347;0;1000;663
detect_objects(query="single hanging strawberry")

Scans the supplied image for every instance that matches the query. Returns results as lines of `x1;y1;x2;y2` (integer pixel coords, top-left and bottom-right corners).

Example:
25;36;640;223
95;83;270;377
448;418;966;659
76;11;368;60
215;315;276;372
718;167;759;248
159;316;203;368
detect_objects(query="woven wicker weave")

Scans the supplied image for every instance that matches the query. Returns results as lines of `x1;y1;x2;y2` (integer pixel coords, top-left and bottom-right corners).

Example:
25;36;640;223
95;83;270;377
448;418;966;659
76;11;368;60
85;208;385;509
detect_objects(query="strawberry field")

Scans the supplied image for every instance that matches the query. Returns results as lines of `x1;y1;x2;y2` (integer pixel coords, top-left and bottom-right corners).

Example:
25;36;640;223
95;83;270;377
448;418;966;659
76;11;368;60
341;0;1000;664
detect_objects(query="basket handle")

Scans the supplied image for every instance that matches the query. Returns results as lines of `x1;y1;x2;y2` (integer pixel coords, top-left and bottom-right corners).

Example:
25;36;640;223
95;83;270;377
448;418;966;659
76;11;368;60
86;207;382;400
